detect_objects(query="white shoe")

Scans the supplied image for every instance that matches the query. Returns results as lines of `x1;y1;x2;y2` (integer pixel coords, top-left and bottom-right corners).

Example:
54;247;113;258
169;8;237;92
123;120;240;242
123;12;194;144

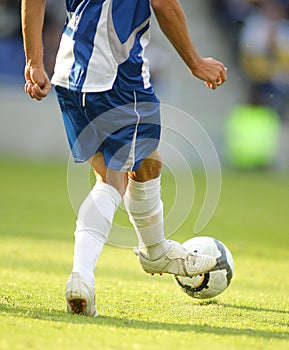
65;272;98;317
135;240;216;277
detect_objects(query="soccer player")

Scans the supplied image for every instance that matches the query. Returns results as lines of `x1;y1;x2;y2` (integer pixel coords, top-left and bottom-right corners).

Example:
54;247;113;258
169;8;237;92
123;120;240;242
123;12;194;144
21;0;227;317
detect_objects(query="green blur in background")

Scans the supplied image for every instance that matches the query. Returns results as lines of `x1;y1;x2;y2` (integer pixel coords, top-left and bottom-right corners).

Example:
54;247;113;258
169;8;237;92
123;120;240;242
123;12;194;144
225;104;281;170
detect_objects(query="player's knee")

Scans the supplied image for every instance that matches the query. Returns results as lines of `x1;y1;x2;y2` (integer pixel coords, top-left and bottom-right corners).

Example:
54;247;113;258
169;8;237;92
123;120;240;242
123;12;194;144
132;157;162;182
149;157;162;178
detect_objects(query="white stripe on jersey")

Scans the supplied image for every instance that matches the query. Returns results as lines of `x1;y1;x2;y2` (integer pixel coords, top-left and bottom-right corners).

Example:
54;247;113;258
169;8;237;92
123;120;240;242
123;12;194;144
52;32;76;89
83;0;118;91
139;30;151;89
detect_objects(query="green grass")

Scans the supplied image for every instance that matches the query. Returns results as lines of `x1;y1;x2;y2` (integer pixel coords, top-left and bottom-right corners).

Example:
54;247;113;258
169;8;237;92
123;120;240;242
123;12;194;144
0;157;288;350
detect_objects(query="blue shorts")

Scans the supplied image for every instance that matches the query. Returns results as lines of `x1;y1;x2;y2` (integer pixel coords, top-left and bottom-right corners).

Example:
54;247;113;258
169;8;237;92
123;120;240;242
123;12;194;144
55;84;161;171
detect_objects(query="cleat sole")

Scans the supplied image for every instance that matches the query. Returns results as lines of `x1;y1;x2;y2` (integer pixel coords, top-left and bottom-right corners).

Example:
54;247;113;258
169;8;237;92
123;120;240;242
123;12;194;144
69;299;86;314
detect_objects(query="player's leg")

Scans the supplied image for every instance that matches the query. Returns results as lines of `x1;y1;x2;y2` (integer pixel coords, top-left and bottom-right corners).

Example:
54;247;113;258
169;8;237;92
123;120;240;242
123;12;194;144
72;153;123;285
66;152;124;316
124;150;217;277
124;150;170;260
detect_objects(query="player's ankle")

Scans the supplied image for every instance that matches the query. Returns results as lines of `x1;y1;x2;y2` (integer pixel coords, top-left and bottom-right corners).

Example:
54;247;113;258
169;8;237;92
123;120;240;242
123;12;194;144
146;239;171;260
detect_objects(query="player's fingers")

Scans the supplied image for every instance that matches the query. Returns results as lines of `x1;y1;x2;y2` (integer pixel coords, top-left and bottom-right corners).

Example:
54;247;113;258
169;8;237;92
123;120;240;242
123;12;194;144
32;85;45;101
216;78;224;86
211;70;227;88
206;81;217;90
25;80;32;94
25;81;36;99
31;82;50;101
25;83;43;100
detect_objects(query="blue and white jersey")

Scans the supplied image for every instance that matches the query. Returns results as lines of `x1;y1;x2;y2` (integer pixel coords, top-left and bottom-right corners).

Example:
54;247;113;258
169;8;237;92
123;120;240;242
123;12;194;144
51;0;152;92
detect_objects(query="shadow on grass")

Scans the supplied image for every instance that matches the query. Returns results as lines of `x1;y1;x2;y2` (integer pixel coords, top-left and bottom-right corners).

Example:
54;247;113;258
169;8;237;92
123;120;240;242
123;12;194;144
222;303;289;315
0;303;288;340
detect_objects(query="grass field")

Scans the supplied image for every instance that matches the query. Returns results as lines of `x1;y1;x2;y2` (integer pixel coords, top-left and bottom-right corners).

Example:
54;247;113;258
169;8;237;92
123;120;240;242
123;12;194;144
0;157;288;350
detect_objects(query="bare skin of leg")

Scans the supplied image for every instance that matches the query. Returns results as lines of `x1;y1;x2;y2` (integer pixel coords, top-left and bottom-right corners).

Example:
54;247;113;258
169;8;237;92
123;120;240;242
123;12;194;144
88;150;162;196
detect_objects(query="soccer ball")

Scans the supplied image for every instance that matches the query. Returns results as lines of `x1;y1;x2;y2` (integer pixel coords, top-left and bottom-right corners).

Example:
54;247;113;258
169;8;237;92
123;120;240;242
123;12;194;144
174;236;234;299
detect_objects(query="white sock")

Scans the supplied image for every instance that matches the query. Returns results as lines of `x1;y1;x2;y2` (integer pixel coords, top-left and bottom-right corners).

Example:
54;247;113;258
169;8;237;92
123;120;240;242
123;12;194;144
72;182;122;285
124;176;170;260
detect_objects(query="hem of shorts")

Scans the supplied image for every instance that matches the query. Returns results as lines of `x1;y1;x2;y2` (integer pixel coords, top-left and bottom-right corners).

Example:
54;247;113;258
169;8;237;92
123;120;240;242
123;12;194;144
72;154;141;172
73;157;86;164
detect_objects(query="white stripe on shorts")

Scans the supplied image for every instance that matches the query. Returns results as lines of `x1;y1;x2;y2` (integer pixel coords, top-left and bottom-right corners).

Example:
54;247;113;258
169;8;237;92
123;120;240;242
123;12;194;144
120;91;140;172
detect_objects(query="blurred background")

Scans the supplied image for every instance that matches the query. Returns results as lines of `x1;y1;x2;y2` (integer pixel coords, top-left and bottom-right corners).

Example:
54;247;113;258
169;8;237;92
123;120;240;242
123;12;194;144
0;0;289;170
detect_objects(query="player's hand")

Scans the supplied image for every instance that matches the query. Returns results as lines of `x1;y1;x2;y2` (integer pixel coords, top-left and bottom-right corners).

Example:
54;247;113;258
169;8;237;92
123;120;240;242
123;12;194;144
24;65;51;101
191;57;227;90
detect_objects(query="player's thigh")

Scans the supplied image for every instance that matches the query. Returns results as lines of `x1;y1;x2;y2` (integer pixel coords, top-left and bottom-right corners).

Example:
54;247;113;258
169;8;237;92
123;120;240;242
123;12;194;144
89;152;107;182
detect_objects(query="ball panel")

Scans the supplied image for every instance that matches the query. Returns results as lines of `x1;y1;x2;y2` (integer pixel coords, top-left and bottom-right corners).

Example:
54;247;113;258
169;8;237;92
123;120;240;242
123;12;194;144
174;236;234;299
212;238;234;287
183;236;222;259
